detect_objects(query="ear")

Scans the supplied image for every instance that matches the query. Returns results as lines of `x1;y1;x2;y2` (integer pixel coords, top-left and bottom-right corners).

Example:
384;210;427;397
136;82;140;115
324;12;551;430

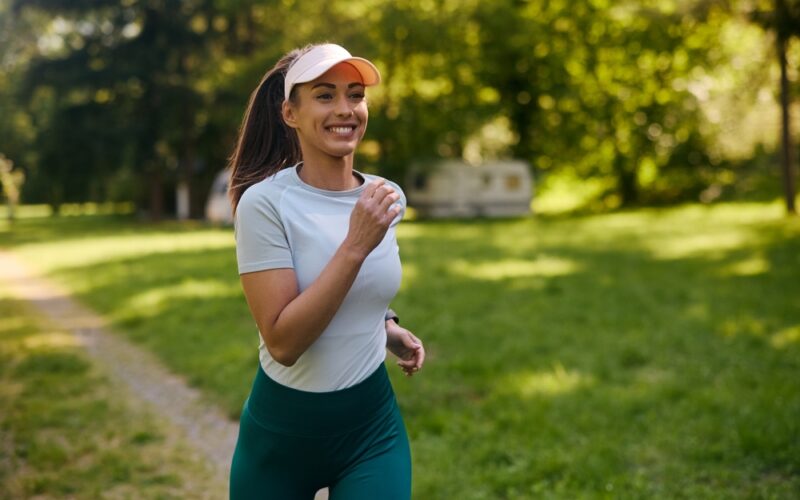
282;100;299;129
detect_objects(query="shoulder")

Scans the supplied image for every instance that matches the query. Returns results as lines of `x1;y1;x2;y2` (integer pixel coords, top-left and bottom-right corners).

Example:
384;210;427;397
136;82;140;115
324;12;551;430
235;170;298;230
238;168;295;210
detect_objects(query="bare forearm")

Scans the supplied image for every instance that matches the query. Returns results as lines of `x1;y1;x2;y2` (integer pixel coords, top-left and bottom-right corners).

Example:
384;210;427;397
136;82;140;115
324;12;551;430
266;244;366;365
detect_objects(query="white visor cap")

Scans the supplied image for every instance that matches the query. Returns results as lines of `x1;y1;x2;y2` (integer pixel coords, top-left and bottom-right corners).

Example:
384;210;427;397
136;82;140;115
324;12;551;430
284;44;381;101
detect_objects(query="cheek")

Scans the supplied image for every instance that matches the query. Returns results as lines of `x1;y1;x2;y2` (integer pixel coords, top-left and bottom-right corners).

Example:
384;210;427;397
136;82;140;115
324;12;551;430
357;104;368;124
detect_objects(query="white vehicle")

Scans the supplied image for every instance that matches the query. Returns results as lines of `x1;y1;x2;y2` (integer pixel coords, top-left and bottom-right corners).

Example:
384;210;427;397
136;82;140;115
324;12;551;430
205;169;233;224
406;160;533;218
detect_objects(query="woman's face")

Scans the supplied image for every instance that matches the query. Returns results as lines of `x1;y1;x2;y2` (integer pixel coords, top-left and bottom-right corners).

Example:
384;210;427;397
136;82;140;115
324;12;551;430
283;62;369;160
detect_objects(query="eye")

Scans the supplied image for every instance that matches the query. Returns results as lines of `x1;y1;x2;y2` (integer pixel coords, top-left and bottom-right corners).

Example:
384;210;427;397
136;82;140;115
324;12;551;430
349;92;365;100
316;93;333;101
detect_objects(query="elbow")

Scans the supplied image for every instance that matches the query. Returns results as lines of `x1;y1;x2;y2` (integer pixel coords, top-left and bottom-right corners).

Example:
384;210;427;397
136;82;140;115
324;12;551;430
265;342;299;367
273;352;299;367
259;324;299;367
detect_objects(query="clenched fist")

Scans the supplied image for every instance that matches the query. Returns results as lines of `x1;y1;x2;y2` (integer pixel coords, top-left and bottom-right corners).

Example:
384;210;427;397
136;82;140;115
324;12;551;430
342;179;401;260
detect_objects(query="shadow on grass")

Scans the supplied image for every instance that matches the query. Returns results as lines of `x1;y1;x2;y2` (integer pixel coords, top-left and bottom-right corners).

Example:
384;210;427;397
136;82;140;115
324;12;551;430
391;216;800;497
0;213;225;248
8;209;799;498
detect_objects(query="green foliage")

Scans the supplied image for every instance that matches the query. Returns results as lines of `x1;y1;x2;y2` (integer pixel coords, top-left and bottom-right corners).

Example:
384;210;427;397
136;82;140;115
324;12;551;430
0;0;792;213
2;203;799;497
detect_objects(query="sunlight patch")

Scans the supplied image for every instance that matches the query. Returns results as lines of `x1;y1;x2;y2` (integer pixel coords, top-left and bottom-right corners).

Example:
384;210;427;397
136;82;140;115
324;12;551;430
126;280;237;311
448;255;579;281
23;331;81;350
718;316;766;338
719;255;770;276
646;231;750;260
504;364;593;397
399;263;419;291
685;303;708;321
16;231;234;273
0;317;27;333
396;224;428;240
770;325;800;349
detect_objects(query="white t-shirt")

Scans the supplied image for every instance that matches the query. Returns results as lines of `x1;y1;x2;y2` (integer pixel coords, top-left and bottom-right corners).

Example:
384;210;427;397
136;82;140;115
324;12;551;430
235;164;405;392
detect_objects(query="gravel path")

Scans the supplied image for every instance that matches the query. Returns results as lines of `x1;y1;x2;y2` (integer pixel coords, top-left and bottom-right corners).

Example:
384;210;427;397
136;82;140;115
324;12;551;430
0;250;329;499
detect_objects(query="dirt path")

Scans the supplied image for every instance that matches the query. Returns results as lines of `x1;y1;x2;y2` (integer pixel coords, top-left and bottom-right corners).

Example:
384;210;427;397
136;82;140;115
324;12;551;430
0;250;236;491
0;250;330;499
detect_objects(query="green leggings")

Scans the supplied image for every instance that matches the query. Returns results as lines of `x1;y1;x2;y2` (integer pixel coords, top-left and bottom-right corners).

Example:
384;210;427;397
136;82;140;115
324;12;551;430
229;363;411;499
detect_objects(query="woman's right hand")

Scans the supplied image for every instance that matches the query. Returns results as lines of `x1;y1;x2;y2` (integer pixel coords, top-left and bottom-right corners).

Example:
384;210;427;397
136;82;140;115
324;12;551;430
343;179;401;259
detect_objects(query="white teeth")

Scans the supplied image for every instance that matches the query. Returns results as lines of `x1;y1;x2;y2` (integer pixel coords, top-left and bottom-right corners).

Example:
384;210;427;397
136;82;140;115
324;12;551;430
329;126;354;135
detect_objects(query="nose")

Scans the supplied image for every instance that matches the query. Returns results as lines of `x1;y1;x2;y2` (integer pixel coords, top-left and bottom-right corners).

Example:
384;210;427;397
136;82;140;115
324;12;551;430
334;95;353;117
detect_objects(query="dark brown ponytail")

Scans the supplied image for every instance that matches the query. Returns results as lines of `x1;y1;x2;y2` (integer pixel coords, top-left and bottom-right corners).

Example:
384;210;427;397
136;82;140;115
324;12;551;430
227;46;313;214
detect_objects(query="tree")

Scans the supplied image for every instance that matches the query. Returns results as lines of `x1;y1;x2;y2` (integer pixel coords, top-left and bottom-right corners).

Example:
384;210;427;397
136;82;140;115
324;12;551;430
11;0;218;219
2;0;782;214
473;0;717;207
748;0;800;214
0;153;25;221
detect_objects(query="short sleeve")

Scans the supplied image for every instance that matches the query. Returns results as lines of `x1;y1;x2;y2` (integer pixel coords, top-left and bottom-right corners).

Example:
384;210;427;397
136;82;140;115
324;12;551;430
234;188;294;274
384;179;406;228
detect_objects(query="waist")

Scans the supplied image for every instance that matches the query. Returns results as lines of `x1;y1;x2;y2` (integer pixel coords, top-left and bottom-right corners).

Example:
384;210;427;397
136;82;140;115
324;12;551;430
258;328;386;392
245;362;396;437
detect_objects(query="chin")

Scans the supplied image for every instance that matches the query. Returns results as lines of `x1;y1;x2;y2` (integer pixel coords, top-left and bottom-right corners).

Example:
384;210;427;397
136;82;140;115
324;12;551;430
325;144;359;158
328;151;357;159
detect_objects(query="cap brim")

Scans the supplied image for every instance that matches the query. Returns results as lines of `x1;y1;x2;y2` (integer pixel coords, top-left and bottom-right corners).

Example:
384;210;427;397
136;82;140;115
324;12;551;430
294;56;381;88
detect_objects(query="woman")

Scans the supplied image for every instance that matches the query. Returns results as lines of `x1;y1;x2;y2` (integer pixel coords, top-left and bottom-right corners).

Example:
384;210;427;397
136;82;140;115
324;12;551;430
228;43;425;500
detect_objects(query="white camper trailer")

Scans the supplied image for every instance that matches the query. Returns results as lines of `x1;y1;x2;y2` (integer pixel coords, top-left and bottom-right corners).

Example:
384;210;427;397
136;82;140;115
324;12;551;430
205;169;233;224
407;160;533;218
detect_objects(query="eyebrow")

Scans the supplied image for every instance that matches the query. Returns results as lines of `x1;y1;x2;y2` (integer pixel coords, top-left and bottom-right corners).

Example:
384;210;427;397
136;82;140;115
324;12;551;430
311;82;366;90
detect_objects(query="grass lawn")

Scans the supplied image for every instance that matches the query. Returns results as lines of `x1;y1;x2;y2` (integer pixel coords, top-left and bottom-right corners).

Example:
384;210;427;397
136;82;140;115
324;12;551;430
0;284;225;498
1;201;799;498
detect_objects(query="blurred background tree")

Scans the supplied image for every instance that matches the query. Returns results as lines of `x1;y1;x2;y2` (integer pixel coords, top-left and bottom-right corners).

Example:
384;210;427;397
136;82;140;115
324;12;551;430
0;153;25;221
747;0;800;213
0;0;797;217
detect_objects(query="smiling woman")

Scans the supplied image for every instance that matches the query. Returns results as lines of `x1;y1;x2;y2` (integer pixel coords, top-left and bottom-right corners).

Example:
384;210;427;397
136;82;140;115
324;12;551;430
282;62;371;175
225;44;424;500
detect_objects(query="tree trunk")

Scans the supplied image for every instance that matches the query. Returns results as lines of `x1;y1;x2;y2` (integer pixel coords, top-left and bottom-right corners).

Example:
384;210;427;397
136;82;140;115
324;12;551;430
778;32;797;214
509;77;536;163
49;184;63;216
177;52;194;221
614;153;638;206
149;166;163;221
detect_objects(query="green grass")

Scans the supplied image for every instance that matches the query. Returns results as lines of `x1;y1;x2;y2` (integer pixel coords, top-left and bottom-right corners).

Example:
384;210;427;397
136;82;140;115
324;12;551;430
0;287;225;498
2;201;799;498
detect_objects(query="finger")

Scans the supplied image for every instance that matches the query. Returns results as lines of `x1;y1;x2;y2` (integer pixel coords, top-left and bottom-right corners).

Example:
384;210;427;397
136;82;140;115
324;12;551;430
371;185;395;206
397;351;421;372
379;192;400;213
363;179;384;199
382;204;403;225
397;360;415;376
369;181;390;200
406;333;423;358
397;358;416;369
413;346;425;370
401;332;420;349
401;341;420;359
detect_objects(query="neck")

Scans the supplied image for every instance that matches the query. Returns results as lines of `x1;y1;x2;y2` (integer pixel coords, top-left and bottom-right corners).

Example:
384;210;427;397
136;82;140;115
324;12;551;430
297;153;361;191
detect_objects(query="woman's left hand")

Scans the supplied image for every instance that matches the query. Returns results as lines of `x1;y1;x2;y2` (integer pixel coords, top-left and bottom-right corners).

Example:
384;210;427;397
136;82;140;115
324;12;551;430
386;320;425;377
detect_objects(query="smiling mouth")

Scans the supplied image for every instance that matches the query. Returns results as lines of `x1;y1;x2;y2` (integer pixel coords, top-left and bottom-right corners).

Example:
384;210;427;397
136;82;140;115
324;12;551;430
326;126;357;136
